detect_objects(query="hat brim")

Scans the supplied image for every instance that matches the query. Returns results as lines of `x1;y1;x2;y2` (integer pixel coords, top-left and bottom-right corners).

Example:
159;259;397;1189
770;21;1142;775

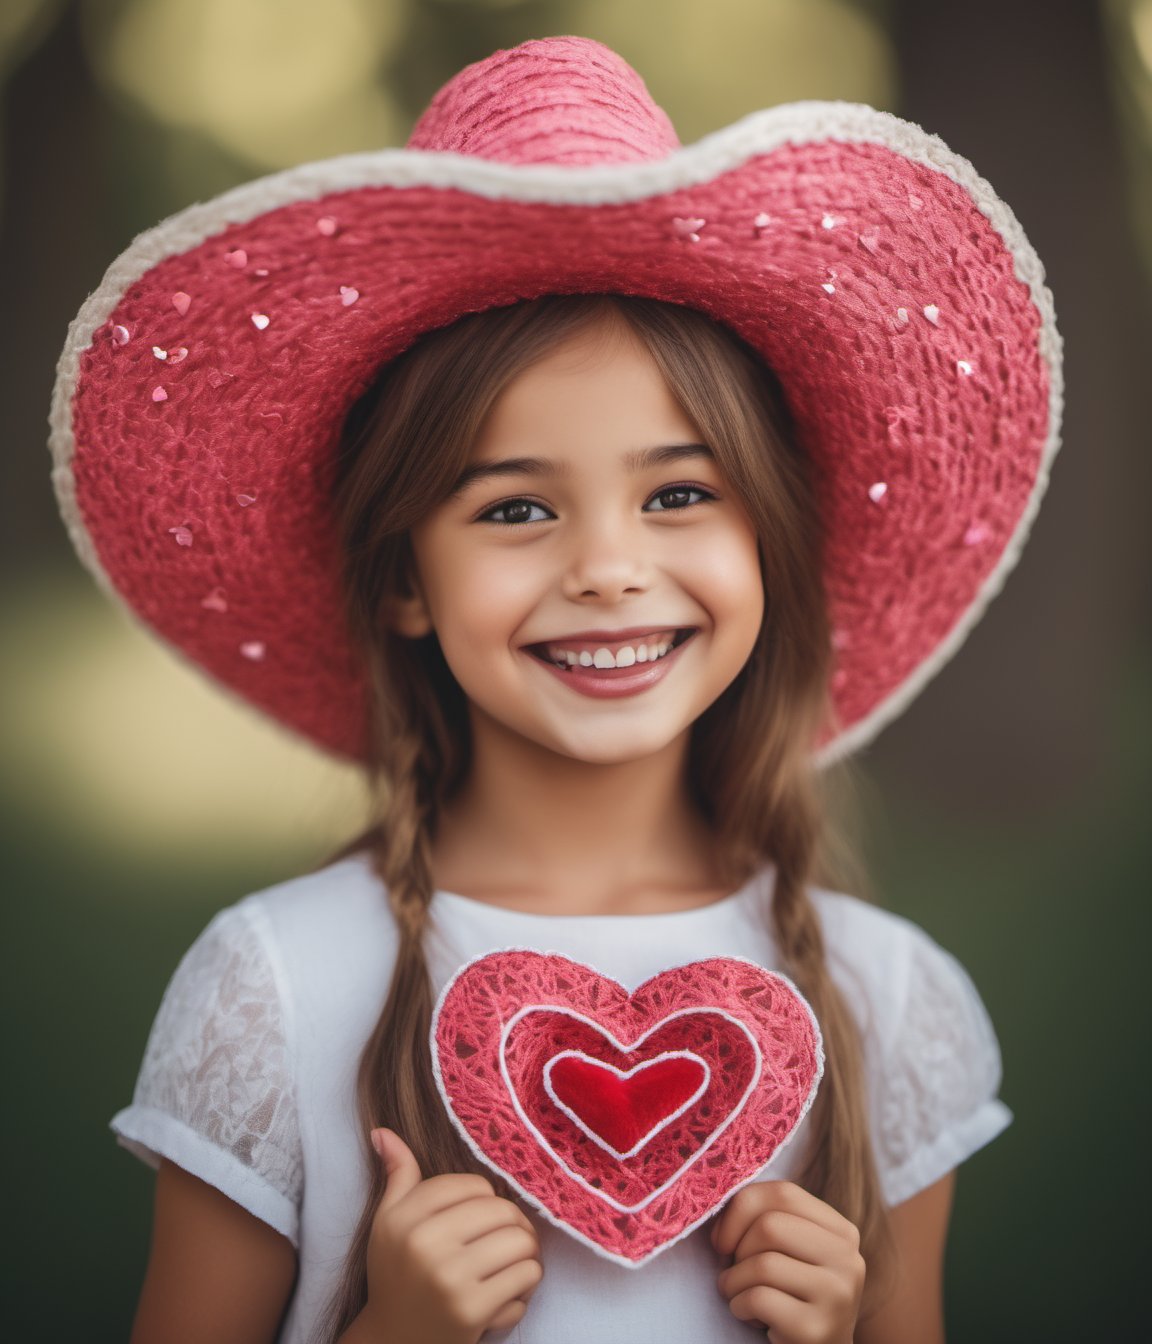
50;101;1062;764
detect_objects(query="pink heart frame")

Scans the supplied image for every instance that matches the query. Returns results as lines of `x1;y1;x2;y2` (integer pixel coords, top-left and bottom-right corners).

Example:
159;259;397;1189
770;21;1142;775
430;949;823;1266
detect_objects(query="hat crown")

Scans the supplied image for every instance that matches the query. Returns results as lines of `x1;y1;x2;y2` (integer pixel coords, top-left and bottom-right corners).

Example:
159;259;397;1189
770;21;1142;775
406;36;681;166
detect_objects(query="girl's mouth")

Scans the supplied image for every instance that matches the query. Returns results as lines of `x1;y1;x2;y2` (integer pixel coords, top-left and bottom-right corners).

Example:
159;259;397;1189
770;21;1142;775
524;628;697;698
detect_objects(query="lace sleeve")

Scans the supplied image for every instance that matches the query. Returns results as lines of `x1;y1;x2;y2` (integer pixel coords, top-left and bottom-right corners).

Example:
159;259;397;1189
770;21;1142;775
873;927;1012;1207
110;902;304;1244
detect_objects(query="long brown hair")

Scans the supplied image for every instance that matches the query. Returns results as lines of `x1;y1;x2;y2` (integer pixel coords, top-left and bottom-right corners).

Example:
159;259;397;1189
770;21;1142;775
322;294;889;1337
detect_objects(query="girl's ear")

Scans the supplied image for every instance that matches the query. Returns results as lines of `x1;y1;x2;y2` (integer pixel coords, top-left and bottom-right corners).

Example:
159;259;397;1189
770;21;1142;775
382;553;434;638
381;544;433;638
383;585;434;639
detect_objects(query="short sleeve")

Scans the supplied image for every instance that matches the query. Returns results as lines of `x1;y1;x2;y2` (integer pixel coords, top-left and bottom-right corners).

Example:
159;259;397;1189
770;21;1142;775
110;902;303;1244
872;926;1012;1207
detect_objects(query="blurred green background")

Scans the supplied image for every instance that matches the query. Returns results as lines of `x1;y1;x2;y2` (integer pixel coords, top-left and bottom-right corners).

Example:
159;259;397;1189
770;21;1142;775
2;0;1149;1339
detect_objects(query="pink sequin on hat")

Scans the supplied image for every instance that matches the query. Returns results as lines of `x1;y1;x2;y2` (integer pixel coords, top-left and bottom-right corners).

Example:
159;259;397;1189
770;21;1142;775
49;36;1062;763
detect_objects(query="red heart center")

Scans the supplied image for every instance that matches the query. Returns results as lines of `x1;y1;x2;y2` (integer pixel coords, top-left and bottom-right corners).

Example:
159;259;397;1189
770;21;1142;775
547;1053;708;1157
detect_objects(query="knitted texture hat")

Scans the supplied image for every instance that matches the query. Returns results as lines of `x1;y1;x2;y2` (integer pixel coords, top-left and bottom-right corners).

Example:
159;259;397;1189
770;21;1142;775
49;36;1061;763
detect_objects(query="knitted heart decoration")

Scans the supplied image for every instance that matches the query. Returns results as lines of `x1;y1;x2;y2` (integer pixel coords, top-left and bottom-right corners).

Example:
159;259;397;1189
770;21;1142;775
430;949;823;1266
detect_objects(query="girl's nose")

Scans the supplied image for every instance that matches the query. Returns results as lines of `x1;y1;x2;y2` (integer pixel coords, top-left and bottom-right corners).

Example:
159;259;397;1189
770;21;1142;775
560;516;653;603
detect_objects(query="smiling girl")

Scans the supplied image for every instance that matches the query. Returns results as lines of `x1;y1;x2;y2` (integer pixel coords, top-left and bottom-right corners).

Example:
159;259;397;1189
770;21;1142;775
51;37;1059;1344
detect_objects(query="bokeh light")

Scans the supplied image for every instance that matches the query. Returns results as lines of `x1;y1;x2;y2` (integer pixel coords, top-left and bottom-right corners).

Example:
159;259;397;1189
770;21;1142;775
570;0;896;139
0;0;63;76
84;0;408;169
1131;0;1152;74
0;579;369;860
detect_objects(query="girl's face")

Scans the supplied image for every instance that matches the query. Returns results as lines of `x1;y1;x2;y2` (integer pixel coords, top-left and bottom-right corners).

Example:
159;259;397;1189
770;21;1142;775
396;318;764;767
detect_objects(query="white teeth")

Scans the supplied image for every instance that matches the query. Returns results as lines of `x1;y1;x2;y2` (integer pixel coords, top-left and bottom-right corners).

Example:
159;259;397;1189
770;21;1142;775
547;636;680;669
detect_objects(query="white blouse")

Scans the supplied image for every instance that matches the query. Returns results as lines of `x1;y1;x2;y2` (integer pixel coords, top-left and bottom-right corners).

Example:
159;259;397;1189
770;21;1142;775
111;854;1010;1343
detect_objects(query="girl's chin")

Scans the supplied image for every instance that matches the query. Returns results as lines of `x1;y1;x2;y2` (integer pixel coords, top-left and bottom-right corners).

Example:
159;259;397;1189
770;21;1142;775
511;722;693;770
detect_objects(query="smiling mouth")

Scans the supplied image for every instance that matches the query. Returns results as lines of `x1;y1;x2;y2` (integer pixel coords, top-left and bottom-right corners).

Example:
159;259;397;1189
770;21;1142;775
527;628;696;671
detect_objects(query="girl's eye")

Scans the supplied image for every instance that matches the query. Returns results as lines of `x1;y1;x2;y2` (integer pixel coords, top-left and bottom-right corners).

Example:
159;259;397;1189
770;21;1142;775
644;484;716;512
478;498;552;526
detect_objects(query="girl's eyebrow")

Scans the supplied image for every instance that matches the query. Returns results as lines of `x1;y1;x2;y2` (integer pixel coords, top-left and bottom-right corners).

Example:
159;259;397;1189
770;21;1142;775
449;442;714;496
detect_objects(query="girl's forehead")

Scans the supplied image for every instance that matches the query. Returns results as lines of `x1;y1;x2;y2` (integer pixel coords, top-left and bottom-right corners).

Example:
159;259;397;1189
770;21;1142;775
469;323;700;463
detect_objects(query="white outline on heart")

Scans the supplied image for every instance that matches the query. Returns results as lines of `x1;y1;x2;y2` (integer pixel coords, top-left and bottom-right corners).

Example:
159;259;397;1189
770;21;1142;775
499;1004;764;1214
542;1049;711;1160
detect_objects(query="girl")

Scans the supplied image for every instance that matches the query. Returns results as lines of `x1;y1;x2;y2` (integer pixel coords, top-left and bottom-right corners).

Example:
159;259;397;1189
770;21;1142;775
50;36;1059;1344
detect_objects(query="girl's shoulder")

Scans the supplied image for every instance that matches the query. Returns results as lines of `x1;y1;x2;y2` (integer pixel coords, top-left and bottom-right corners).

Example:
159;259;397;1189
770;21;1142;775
216;852;400;1018
806;886;1010;1203
230;851;389;944
809;884;998;1056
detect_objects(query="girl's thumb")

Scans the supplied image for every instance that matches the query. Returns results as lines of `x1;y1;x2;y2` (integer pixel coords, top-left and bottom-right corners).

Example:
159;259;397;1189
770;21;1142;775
371;1127;423;1207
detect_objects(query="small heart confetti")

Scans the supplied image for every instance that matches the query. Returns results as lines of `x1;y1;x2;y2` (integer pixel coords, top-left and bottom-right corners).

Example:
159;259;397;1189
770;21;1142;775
251;313;270;330
339;286;359;306
111;324;131;346
171;292;191;316
206;370;234;389
152;386;168;402
167;347;188;365
152;346;168;361
821;213;842;230
752;212;772;235
868;482;888;503
168;524;193;546
226;249;248;269
672;216;706;242
857;233;879;255
923;304;940;325
235;493;257;507
240;640;266;661
956;359;974;376
317;216;339;236
963;524;988;546
201;588;228;612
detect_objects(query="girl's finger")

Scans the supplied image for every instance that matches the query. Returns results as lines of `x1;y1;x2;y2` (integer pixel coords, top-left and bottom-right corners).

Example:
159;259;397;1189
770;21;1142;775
470;1256;545;1327
712;1180;853;1256
457;1224;541;1283
372;1128;423;1211
733;1209;845;1268
764;1181;859;1240
486;1296;531;1332
430;1194;535;1248
379;1171;497;1239
719;1248;826;1305
727;1282;809;1332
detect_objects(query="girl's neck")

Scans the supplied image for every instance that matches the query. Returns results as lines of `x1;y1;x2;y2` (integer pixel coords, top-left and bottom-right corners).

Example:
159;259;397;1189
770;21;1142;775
431;723;728;916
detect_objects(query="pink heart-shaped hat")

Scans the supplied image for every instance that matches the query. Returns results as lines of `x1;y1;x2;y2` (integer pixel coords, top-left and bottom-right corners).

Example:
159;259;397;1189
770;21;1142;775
49;35;1061;762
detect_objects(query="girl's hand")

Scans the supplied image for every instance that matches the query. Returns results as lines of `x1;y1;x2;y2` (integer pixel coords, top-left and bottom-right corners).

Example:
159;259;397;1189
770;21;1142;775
711;1180;865;1344
356;1128;543;1344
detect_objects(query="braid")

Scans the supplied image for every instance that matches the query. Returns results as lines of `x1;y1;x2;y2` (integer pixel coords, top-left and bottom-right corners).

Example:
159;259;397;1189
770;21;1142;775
770;860;886;1255
321;662;501;1340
